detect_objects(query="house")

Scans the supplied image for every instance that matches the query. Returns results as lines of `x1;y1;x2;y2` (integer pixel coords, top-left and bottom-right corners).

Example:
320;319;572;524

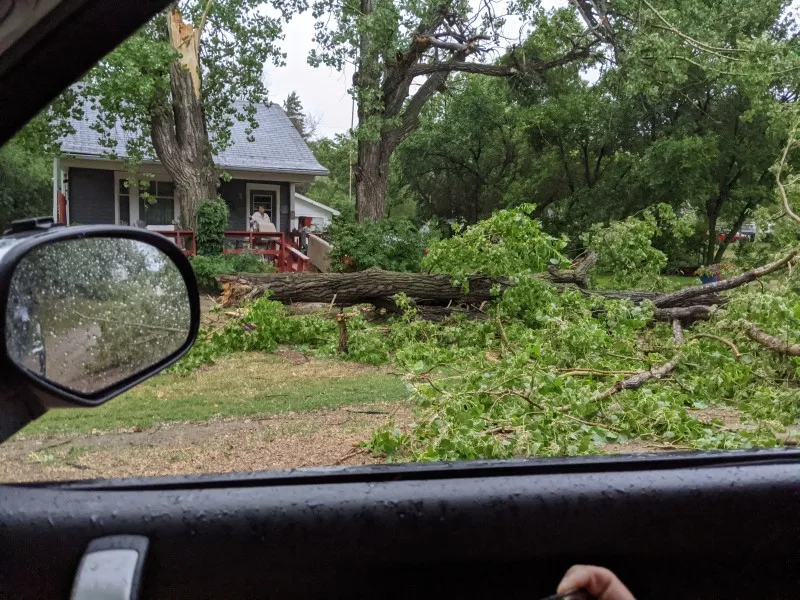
53;101;335;238
292;192;340;231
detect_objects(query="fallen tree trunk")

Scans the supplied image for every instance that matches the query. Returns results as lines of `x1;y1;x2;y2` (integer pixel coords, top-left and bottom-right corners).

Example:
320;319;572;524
218;269;508;307
217;255;597;308
217;249;796;321
218;269;725;310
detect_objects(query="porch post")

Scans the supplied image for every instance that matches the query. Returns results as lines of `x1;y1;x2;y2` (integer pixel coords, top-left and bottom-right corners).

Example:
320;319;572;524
52;157;59;221
289;183;296;230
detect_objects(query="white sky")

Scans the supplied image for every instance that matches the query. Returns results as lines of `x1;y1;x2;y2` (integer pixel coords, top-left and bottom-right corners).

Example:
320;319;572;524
264;0;566;138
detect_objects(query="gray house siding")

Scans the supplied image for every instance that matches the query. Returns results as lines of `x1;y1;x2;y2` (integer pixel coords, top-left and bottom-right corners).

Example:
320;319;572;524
219;179;290;234
69;168;115;225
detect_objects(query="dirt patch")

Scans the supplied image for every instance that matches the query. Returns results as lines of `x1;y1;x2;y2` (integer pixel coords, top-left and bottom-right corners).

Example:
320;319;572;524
275;347;311;365
688;406;742;430
0;402;413;483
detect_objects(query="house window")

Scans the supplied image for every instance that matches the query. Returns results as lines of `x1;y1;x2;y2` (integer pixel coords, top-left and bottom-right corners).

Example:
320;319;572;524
118;179;130;225
139;181;175;226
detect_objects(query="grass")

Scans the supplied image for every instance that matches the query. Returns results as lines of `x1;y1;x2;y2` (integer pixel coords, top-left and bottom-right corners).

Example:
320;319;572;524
19;352;409;436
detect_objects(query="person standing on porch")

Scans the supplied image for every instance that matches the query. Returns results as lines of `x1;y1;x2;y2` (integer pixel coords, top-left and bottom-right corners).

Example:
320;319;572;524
250;205;276;232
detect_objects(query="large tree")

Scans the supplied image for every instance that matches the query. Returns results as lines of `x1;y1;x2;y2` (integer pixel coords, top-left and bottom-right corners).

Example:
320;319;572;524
73;0;294;229
395;75;523;224
283;91;317;139
309;0;600;221
564;0;800;263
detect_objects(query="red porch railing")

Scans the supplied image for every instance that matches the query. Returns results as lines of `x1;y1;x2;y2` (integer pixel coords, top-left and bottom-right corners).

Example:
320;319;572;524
286;245;312;273
222;231;310;273
154;229;310;272
157;230;196;256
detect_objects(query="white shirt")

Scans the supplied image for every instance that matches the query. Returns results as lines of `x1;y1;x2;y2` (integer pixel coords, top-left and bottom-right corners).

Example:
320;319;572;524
251;212;276;232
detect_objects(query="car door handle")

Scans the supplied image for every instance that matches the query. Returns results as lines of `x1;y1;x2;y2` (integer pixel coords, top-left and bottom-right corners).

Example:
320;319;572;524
71;536;149;600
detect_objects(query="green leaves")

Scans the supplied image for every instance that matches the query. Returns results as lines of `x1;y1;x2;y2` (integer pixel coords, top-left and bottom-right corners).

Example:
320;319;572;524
423;204;569;281
328;217;431;272
0;139;51;230
189;253;275;289
581;206;673;289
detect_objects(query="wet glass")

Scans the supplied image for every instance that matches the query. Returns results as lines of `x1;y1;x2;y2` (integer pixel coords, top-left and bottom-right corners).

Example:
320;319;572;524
5;237;191;394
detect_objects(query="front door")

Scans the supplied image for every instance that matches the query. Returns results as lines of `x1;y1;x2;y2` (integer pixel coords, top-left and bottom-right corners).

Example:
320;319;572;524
249;189;277;230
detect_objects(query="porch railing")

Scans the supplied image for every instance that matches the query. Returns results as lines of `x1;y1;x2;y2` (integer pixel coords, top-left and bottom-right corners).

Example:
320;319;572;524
222;231;311;273
157;230;196;256
286;245;311;273
153;229;311;272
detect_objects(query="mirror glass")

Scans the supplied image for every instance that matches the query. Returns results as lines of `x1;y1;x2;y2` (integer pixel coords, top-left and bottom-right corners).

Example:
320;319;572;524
5;237;191;395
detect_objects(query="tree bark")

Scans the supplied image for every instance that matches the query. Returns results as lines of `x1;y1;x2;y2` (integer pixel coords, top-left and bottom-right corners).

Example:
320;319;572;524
705;208;718;266
354;140;390;221
591;360;679;403
149;8;217;231
214;265;703;310
654;306;714;322
219;269;511;306
654;249;798;308
744;323;800;356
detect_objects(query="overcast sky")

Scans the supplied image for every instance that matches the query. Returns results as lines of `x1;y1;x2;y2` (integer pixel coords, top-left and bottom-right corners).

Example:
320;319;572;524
264;0;566;138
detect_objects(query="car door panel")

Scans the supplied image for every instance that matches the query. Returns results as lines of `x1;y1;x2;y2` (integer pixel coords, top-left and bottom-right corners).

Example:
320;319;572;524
1;451;799;599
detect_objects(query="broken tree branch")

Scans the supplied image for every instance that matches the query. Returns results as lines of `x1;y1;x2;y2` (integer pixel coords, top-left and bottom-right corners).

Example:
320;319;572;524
672;319;685;344
337;312;350;354
654;306;714;322
775;122;800;226
655;249;798;308
591;360;679;402
743;322;800;356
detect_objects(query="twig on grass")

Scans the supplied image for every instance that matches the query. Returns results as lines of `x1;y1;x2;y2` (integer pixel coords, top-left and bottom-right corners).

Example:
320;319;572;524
559;368;640;377
689;333;742;359
334;447;368;465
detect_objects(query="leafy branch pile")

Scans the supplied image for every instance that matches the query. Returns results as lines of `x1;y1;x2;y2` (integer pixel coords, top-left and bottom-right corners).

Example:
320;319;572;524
174;196;800;460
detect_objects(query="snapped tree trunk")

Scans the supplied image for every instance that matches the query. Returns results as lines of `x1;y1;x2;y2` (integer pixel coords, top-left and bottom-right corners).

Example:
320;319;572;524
149;8;217;231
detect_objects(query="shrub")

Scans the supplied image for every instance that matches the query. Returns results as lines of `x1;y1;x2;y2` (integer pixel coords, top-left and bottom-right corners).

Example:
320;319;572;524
190;253;274;289
328;217;430;272
423;204;569;279
196;199;229;255
581;204;695;289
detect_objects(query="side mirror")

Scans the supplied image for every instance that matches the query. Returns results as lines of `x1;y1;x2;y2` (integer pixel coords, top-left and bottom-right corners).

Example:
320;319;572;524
0;224;199;407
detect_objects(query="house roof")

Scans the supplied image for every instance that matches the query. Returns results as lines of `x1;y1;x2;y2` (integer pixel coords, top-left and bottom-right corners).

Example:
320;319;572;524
294;193;340;217
60;101;329;176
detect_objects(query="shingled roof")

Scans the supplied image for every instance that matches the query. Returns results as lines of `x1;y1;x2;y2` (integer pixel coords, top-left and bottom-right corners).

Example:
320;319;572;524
60;101;329;176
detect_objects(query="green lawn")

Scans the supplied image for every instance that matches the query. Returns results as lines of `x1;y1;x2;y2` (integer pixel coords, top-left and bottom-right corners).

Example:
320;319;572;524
19;352;409;436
